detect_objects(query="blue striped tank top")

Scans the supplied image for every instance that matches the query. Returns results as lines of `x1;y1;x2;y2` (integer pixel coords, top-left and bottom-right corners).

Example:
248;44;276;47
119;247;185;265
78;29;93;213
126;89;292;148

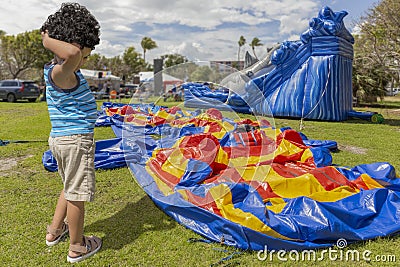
44;63;97;137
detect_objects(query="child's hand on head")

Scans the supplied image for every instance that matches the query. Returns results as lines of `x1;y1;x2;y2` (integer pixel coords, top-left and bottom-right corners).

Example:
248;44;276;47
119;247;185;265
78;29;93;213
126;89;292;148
41;30;49;40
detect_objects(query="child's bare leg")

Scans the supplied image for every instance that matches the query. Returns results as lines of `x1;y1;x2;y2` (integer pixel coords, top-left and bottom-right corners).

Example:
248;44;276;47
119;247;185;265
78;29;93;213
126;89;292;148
46;190;67;242
67;200;85;257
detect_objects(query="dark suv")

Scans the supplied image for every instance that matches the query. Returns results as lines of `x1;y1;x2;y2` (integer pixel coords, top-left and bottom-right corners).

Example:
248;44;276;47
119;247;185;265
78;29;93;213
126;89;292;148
0;80;40;102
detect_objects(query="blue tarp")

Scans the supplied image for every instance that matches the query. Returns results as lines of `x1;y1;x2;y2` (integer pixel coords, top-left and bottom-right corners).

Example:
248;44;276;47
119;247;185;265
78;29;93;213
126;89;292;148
42;138;142;172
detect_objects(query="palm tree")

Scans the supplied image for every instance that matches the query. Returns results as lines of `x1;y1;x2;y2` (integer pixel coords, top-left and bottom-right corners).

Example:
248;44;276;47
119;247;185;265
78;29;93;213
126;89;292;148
250;37;263;60
140;37;158;63
237;35;246;63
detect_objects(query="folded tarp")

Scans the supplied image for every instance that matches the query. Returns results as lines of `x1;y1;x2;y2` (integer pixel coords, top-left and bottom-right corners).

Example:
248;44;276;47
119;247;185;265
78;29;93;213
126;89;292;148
42;138;143;172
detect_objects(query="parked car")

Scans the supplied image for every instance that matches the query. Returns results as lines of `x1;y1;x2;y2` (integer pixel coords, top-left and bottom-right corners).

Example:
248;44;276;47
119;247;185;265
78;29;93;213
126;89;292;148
0;80;40;102
385;88;399;96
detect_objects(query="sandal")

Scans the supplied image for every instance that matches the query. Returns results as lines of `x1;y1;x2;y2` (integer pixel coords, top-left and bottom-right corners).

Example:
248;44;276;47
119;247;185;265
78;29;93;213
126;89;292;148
46;222;69;246
67;235;102;263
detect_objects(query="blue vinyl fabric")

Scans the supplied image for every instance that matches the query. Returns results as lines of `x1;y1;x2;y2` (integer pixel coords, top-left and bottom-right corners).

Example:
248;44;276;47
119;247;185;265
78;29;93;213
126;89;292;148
42;138;143;172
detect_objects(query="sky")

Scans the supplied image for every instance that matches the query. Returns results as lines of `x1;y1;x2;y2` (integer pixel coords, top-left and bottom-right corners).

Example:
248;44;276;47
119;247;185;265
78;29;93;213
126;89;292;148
0;0;379;63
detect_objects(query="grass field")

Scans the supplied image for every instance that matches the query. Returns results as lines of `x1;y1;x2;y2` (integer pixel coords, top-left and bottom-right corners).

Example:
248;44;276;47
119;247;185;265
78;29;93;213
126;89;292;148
1;96;400;266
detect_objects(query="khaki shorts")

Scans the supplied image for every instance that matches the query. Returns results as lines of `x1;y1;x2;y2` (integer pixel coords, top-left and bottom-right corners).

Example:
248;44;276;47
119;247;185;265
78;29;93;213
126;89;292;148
49;133;96;202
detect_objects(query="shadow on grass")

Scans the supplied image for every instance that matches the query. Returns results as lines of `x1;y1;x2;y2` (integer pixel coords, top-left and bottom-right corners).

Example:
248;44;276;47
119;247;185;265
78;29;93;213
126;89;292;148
342;118;400;127
85;195;175;251
382;118;400;127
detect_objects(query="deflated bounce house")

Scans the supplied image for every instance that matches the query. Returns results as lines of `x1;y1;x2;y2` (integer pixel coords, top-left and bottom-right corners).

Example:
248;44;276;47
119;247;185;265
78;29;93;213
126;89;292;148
43;100;400;251
184;6;382;122
42;6;399;253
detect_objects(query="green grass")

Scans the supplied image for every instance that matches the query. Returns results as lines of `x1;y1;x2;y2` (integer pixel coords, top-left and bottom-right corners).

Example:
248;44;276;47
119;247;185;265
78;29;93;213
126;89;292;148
1;99;400;266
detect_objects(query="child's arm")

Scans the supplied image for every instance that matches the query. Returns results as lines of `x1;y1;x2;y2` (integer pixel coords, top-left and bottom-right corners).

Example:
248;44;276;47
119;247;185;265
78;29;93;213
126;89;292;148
41;31;82;89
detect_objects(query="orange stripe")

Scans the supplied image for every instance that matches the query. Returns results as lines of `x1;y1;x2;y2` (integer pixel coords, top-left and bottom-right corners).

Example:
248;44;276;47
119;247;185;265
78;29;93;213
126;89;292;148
182;189;223;217
271;162;310;178
223;144;276;159
276;129;307;148
310;167;358;191
148;160;180;188
203;168;282;201
352;176;369;190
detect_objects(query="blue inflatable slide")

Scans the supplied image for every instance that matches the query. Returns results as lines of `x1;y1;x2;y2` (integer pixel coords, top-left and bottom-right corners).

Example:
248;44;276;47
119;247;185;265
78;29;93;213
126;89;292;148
184;6;382;122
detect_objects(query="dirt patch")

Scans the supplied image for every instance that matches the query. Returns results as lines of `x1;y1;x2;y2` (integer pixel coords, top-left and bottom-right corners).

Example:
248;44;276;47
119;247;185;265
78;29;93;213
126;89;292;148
383;109;400;116
389;109;400;116
338;144;368;155
0;155;33;172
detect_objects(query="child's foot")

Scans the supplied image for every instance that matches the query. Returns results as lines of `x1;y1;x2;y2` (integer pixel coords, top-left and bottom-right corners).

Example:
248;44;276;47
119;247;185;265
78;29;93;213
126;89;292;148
46;222;69;246
67;235;102;263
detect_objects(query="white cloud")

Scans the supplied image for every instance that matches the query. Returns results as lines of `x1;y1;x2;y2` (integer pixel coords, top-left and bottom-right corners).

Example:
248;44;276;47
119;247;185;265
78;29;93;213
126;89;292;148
95;40;125;58
113;25;132;32
167;42;212;61
279;15;310;36
0;0;375;62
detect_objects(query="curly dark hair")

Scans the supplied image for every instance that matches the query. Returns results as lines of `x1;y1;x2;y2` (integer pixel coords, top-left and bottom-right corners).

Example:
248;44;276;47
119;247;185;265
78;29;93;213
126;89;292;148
41;2;100;50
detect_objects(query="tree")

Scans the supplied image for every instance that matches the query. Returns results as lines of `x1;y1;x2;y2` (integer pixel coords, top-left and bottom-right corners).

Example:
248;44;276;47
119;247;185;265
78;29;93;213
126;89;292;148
83;53;109;70
0;30;7;80
122;46;146;76
190;65;213;82
82;47;146;82
107;56;125;79
160;53;188;68
140;37;157;63
353;0;400;101
0;29;52;79
237;35;246;65
250;37;263;60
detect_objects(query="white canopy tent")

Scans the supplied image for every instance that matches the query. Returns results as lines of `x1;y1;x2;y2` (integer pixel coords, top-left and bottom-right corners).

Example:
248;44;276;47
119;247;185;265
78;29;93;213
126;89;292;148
80;69;121;91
